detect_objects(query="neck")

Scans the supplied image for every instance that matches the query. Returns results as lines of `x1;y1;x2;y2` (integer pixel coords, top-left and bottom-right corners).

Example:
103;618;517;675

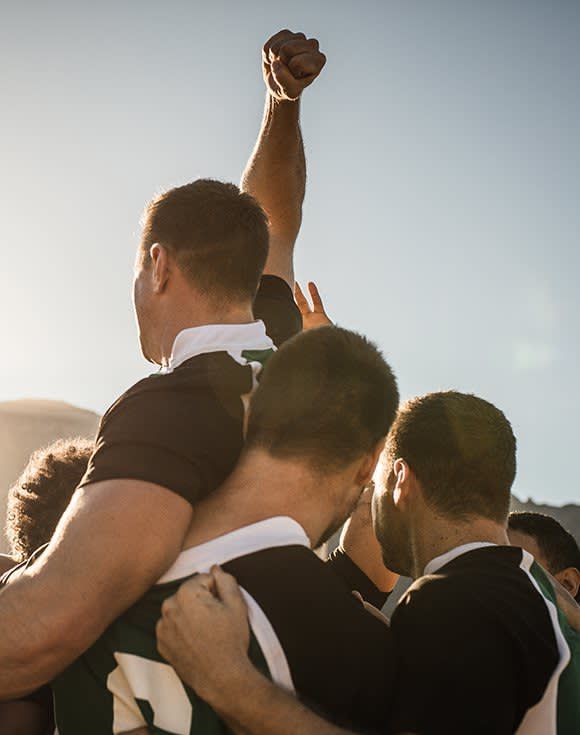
411;515;509;579
157;300;254;365
183;451;337;550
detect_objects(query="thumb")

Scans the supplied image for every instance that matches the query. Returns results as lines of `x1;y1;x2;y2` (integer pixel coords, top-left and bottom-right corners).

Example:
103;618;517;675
211;566;248;617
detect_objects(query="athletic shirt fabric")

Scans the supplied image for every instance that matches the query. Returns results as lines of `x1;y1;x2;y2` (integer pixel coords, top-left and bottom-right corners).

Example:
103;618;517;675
78;276;301;505
388;544;573;735
52;517;395;735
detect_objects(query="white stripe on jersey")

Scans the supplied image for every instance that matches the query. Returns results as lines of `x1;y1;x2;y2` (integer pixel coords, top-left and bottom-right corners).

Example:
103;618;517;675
515;550;570;735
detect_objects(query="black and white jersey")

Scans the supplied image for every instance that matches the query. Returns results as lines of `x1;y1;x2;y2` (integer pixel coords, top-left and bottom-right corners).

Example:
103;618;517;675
79;275;301;506
389;544;571;735
53;517;395;735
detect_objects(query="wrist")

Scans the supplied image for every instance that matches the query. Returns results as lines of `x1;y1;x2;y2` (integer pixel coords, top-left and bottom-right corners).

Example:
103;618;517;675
266;92;301;112
199;658;262;715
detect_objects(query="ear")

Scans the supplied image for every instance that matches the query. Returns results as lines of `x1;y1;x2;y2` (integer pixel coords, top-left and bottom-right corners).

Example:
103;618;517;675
149;243;170;294
355;438;386;487
392;458;412;508
555;567;580;600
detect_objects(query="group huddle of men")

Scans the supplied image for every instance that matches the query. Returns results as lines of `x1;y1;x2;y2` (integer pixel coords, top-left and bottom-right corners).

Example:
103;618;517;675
0;28;578;735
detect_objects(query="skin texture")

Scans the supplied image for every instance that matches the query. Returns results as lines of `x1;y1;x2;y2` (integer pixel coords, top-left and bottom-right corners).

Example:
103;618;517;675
0;29;319;700
241;30;326;287
371;457;509;580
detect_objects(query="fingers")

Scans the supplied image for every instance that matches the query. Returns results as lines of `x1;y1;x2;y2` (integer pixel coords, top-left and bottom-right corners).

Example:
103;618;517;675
270;61;303;100
307;282;326;313
211;566;248;619
294;282;310;314
263;30;325;90
288;55;323;82
263;30;306;60
275;38;319;64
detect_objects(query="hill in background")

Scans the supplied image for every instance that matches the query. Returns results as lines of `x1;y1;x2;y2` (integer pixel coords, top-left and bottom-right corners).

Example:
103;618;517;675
0;399;99;553
1;399;578;558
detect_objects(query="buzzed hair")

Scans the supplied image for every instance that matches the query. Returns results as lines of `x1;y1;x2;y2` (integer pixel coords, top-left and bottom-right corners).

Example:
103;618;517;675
508;512;580;576
385;391;516;522
140;179;269;303
6;438;93;562
246;326;399;471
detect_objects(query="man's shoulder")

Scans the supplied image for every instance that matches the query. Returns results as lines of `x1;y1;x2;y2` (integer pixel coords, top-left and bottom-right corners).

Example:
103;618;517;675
108;354;250;415
392;545;559;639
227;544;392;644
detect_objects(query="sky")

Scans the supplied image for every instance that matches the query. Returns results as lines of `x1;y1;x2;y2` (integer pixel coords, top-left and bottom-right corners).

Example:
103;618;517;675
0;1;578;505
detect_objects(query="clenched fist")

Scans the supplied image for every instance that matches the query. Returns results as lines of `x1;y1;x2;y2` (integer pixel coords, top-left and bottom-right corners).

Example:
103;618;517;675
263;29;326;102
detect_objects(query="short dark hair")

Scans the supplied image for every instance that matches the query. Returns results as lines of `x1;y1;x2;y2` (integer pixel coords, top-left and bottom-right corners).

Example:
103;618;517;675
140;179;269;303
246;326;399;471
508;512;580;575
385;391;516;522
5;438;93;562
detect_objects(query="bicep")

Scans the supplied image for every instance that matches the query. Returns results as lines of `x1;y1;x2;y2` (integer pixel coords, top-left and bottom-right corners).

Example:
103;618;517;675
22;480;192;661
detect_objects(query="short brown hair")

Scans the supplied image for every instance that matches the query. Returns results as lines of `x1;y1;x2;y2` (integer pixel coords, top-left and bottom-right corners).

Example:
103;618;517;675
385;391;516;522
140;179;269;303
6;438;93;562
508;512;580;576
246;326;399;471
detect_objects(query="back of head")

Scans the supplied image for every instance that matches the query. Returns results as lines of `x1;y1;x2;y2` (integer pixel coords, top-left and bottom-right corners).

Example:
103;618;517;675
6;438;93;562
245;326;399;471
140;179;269;304
385;391;516;522
508;512;580;576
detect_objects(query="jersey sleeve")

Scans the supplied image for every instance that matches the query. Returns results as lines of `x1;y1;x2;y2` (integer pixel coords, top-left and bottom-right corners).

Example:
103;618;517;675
254;275;302;348
325;546;391;610
389;581;521;735
78;382;244;506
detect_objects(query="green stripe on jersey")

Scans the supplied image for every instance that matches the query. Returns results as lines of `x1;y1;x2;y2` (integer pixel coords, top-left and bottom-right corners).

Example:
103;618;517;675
53;577;271;735
530;561;580;735
241;348;274;367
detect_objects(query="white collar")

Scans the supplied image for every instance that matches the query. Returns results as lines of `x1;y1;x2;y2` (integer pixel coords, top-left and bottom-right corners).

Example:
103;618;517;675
157;516;310;584
165;320;274;372
424;542;497;576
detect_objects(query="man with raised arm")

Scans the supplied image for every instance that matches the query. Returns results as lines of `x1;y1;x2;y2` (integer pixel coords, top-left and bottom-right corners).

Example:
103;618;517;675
0;29;325;699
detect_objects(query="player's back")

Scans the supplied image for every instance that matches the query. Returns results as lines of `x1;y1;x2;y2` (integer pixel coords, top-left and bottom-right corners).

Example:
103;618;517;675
389;544;571;735
53;517;394;735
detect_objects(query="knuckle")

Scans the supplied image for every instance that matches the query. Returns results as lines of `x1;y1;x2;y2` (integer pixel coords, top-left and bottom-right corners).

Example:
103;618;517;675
160;599;173;618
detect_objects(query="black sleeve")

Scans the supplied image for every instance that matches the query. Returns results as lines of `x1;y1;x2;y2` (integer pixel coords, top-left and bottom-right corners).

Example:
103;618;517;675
78;384;243;506
254;275;302;348
326;546;390;610
389;582;521;735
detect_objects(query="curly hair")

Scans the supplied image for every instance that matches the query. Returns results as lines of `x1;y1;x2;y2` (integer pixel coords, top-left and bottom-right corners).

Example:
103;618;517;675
5;438;94;562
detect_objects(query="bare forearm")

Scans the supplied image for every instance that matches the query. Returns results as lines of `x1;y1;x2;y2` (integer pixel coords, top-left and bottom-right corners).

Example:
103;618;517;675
242;96;305;282
0;573;80;698
210;664;355;735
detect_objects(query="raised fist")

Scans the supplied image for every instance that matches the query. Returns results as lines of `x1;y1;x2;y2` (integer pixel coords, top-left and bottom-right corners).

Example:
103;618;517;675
263;29;326;102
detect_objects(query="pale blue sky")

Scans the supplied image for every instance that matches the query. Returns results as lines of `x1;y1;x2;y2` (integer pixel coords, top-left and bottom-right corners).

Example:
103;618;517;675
1;1;578;504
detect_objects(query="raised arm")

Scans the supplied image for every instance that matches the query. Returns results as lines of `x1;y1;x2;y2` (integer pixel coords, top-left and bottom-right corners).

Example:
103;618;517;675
0;481;191;699
242;30;326;287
